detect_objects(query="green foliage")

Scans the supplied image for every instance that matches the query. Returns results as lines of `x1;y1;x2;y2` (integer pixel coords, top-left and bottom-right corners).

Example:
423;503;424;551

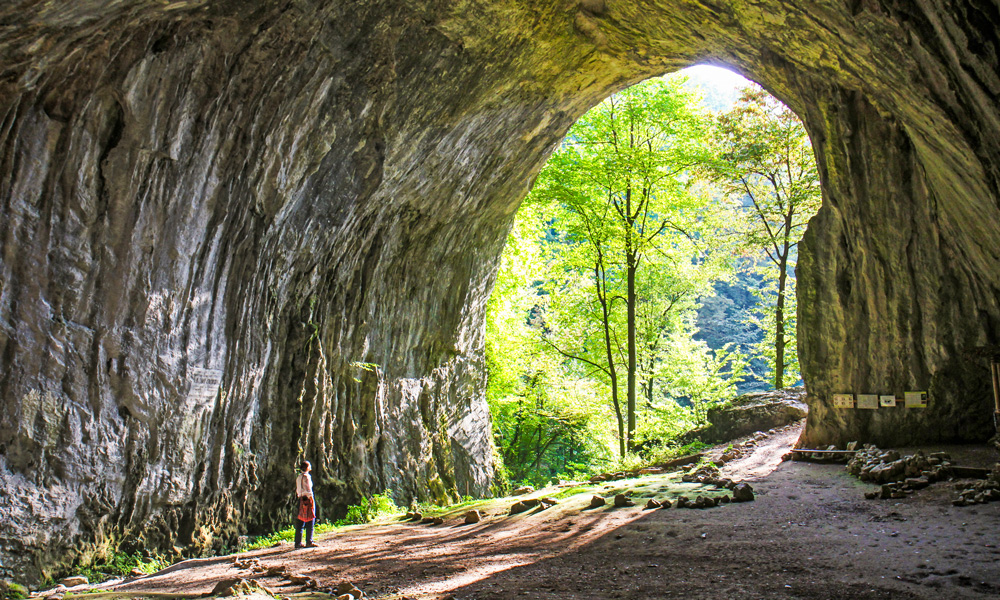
526;74;736;456
706;84;821;388
69;552;170;584
334;491;399;526
0;581;28;600
486;71;813;485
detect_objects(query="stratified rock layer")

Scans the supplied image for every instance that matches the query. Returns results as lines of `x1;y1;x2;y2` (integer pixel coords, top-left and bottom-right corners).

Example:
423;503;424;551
1;0;999;583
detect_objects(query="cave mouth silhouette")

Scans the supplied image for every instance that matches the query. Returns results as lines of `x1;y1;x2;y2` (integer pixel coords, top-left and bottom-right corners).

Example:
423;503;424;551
1;0;999;585
489;63;819;462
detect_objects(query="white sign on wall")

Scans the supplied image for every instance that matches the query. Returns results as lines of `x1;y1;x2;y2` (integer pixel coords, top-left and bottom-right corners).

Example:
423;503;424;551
833;393;854;408
857;394;879;409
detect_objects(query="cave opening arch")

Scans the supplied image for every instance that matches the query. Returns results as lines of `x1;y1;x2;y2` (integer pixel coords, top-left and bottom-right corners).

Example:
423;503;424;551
1;0;999;583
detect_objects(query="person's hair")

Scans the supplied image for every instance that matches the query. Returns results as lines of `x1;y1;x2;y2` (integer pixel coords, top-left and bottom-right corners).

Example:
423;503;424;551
299;460;311;472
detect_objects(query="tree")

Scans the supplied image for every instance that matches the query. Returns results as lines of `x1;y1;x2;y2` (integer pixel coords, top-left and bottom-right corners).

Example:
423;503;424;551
528;76;726;455
485;207;609;486
708;86;821;389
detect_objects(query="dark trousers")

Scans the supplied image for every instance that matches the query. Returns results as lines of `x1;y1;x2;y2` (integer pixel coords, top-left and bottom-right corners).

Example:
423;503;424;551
294;517;314;547
294;498;318;547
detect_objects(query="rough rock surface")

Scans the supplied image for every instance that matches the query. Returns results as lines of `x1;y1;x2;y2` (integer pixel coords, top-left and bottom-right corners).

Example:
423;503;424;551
2;0;1000;583
684;388;808;444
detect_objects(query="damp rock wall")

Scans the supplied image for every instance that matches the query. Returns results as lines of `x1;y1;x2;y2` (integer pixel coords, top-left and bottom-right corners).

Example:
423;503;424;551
1;0;999;583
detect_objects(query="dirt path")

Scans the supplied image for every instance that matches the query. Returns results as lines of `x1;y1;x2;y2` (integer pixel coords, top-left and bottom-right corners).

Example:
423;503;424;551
99;428;1000;600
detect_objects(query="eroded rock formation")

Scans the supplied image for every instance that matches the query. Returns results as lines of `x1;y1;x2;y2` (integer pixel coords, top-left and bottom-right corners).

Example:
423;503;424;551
1;0;998;583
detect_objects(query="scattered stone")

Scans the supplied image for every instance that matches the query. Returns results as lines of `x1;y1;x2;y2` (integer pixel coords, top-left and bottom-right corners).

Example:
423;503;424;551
210;578;274;597
60;576;87;587
589;495;606;508
464;510;482;524
719;495;731;504
644;499;661;510
732;483;755;502
509;501;531;515
658;498;673;509
336;582;365;597
513;485;535;495
675;496;690;508
614;494;635;508
129;568;145;577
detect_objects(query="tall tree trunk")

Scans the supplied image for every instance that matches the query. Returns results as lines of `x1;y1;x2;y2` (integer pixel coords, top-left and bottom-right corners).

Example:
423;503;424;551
597;259;625;457
627;258;637;453
774;249;789;390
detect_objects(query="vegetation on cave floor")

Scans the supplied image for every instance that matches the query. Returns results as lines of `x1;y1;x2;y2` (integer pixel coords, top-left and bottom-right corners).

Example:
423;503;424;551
485;64;820;490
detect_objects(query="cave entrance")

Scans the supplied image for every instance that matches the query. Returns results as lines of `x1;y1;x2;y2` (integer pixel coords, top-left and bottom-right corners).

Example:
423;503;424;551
485;64;821;485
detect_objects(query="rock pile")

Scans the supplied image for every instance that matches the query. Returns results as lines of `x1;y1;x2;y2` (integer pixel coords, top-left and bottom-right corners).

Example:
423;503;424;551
848;446;951;484
849;446;1000;506
953;464;1000;506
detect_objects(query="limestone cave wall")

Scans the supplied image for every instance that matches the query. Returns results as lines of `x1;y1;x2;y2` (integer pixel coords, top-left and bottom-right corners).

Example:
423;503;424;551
1;0;998;583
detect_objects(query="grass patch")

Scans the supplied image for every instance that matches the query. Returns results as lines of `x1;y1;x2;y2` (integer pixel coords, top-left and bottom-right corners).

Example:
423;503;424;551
61;552;170;585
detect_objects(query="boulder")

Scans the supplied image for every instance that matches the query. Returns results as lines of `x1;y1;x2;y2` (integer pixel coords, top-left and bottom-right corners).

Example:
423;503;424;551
681;388;807;444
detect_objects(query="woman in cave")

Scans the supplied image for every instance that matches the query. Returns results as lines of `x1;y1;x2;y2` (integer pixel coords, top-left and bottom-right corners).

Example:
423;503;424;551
295;460;318;548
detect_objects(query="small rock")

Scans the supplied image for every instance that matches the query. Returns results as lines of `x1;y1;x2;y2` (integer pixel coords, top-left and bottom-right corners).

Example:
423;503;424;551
129;568;145;577
719;495;731;504
676;496;690;508
209;579;244;597
644;499;661;509
336;582;365;597
513;485;535;495
613;494;635;507
658;498;673;509
732;483;754;502
464;510;482;524
60;576;87;587
509;501;531;515
589;495;606;508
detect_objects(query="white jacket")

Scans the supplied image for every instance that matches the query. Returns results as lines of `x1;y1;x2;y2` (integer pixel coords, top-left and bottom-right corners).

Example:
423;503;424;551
296;472;313;498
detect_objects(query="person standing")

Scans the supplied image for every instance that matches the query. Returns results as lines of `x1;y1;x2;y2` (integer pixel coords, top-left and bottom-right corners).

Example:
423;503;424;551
295;460;318;548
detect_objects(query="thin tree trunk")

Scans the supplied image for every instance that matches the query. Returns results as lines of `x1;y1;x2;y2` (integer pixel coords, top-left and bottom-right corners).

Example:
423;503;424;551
774;248;789;389
597;259;625;457
627;258;637;453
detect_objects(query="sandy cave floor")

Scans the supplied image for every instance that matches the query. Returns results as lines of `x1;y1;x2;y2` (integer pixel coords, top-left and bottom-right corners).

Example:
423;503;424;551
98;424;1000;600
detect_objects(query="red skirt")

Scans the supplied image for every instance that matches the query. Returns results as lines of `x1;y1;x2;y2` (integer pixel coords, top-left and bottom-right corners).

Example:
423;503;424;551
297;495;315;522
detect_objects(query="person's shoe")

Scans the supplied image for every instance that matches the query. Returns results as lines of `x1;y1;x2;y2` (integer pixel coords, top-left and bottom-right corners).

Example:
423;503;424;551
305;543;318;548
294;544;303;549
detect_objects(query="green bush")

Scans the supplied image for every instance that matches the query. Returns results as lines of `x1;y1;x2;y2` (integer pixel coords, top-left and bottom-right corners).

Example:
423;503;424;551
68;552;169;584
335;491;398;526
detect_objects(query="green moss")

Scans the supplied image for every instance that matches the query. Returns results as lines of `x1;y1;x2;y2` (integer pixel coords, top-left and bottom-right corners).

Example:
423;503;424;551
0;581;28;600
